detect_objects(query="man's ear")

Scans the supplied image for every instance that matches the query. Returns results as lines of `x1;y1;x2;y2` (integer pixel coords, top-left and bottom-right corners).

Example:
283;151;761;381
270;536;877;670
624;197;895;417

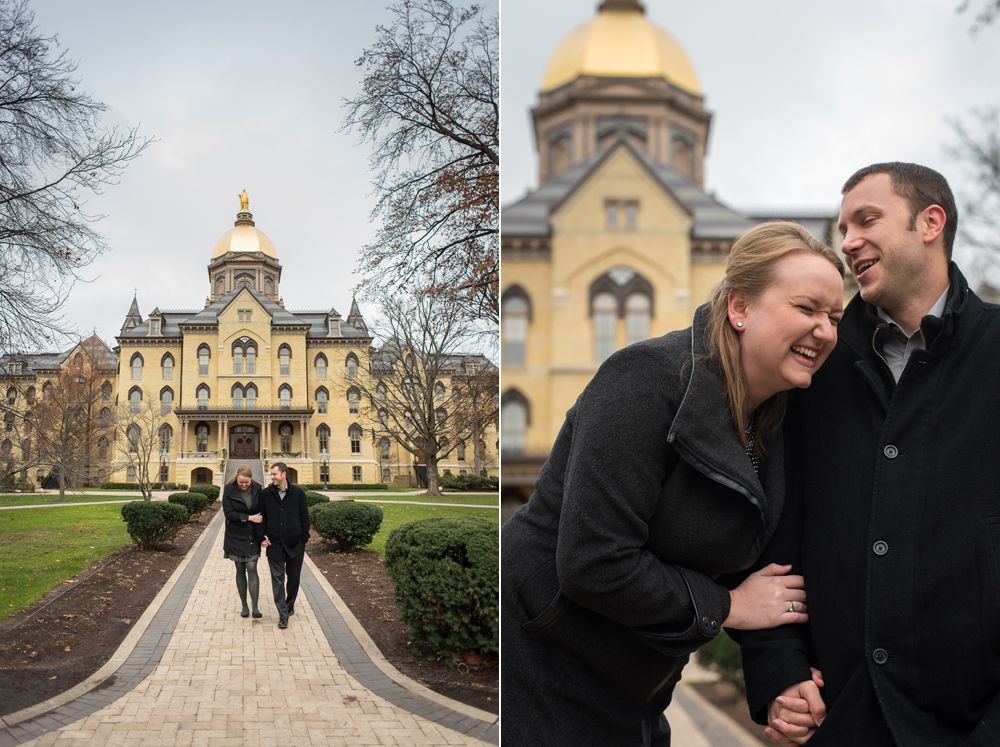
922;204;946;246
728;289;748;330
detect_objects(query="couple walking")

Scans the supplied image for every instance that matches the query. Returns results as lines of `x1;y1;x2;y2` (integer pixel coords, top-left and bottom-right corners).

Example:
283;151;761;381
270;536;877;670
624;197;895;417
220;461;311;629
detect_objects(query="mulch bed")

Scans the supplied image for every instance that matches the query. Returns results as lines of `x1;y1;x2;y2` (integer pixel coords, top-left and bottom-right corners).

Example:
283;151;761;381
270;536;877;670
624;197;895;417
0;504;497;720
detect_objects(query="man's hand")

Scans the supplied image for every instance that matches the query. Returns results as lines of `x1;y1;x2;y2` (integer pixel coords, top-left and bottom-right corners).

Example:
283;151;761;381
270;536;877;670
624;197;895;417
261;535;271;548
762;669;826;745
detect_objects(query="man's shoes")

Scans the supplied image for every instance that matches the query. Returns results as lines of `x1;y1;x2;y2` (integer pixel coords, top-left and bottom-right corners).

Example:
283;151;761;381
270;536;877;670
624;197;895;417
278;616;288;628
287;605;295;616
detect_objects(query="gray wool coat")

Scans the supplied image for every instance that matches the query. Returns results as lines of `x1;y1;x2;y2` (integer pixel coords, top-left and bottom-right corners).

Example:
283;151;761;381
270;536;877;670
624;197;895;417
501;307;788;747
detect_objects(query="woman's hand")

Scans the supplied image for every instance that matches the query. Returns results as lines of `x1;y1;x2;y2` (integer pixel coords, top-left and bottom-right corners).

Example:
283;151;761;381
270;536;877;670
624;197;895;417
248;513;263;524
723;563;808;630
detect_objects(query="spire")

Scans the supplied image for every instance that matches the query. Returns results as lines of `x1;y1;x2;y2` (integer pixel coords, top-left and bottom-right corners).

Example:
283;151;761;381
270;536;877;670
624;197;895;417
120;294;143;336
347;296;368;335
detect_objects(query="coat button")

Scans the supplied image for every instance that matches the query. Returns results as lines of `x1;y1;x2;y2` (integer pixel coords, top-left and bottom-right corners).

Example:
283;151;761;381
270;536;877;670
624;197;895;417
873;648;889;665
873;541;888;556
883;445;899;459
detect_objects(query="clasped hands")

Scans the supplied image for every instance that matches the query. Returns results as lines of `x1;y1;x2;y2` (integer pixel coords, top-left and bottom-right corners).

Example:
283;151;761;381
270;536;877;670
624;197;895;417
763;669;826;745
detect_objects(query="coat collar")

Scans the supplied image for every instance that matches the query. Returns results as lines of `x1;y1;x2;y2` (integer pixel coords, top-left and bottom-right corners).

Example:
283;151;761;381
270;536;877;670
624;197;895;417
667;305;776;521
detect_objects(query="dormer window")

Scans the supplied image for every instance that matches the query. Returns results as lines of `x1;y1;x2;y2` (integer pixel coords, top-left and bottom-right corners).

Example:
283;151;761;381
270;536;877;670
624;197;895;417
466;362;480;375
329;317;340;336
150;319;160;335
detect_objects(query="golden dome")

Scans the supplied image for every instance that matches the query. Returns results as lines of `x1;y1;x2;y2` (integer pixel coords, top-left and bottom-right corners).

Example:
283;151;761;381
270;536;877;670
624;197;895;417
212;221;277;259
541;2;699;95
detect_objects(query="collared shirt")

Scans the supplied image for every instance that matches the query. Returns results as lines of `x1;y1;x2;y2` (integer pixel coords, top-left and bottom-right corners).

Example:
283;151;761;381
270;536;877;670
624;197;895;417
278;485;287;501
876;286;949;381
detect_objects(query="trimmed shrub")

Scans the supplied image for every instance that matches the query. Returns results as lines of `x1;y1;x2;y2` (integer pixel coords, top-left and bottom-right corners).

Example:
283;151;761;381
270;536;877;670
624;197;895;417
696;629;745;694
305;491;328;508
384;517;498;663
121;501;188;550
440;473;498;491
188;484;220;505
168;492;209;521
310;500;383;551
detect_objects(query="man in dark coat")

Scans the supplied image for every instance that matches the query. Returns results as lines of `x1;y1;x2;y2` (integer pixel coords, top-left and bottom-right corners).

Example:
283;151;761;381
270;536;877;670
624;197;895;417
257;461;310;629
741;162;1000;746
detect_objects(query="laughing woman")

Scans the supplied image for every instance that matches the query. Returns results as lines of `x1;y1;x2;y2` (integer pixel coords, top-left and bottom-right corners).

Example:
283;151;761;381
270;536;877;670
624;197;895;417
501;222;845;746
221;463;264;619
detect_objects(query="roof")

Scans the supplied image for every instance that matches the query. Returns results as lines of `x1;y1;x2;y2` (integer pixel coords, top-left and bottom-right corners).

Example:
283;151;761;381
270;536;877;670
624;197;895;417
501;138;754;240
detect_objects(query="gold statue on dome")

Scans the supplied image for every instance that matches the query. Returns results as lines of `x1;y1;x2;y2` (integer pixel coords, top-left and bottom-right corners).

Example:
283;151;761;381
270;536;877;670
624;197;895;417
239;189;249;212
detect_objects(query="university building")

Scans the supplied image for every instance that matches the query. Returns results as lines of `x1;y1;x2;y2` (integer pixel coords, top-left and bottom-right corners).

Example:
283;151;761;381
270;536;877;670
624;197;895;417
2;195;497;489
500;0;847;517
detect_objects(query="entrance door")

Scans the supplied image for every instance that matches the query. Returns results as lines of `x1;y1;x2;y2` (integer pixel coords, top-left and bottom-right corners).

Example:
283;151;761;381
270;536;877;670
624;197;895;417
230;425;260;459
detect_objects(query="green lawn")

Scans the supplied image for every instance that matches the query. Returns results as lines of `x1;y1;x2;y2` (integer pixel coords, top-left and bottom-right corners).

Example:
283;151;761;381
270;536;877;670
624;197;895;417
0;494;136;507
359;494;499;506
361;503;498;557
0;504;132;621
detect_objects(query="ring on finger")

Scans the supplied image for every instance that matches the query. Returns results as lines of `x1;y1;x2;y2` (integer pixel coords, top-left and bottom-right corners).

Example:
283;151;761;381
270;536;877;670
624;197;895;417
788;601;795;613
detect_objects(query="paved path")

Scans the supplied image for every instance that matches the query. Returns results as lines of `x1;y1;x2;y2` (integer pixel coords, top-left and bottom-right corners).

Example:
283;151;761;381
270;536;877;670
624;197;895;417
0;500;759;747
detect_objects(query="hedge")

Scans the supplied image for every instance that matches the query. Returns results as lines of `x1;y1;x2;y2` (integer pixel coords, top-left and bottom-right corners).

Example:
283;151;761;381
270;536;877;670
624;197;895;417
121;501;188;550
384;516;498;663
302;483;389;491
188;484;220;504
310;500;383;551
304;491;329;508
168;492;209;521
440;471;498;491
100;481;189;491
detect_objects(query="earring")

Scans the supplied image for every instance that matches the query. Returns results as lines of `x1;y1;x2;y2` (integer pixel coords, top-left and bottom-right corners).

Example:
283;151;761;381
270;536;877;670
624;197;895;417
736;320;744;328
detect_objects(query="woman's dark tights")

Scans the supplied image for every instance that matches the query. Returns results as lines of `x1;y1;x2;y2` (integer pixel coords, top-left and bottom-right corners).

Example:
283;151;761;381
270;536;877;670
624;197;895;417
234;559;260;613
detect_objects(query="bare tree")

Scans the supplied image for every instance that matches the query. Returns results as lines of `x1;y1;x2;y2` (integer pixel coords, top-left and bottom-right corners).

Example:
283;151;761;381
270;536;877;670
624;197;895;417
957;0;1000;33
357;290;495;496
947;109;1000;263
452;363;497;477
112;395;170;501
343;0;498;326
0;376;44;489
26;354;113;499
0;0;152;356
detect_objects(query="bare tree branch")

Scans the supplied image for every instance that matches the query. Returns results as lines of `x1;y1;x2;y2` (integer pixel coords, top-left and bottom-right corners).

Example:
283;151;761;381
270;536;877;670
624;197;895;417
946;109;1000;263
957;0;1000;33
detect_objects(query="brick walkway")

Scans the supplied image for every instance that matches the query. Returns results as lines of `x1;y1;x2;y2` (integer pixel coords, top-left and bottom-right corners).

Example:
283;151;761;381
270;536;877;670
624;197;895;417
0;510;499;747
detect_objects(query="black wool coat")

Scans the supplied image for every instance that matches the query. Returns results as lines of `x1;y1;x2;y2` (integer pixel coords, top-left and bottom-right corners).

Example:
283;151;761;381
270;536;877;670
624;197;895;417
256;482;310;558
501;307;788;747
221;480;263;558
741;264;1000;746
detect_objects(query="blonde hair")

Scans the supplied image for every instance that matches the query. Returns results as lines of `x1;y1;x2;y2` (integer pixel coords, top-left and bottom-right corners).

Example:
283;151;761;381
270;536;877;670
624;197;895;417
228;463;254;485
706;222;844;454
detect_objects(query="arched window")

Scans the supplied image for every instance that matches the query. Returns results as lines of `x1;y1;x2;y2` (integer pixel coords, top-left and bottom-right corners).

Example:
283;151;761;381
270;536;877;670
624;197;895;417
233;345;243;374
502;288;531;366
382;468;391;484
246;384;257;410
98;436;109;460
405;354;415;370
593;292;617;362
0;440;10;460
42;381;52;399
315;354;327;379
349;424;362;454
280;423;292;452
101;382;112;401
279;345;291;376
25;386;35;402
21;438;30;460
197;385;209;410
346;354;358;380
279;385;291;410
379;437;390;460
435;407;447;426
457;441;466;461
127;425;140;454
160;387;173;415
159;424;172;454
198;344;211;375
232;384;243;410
626;292;651;346
265;277;273;295
502;390;530;456
216;276;225;296
316;387;328;414
129;387;142;414
196;423;209;452
4;411;14;431
377;382;387;402
130;353;143;379
317;425;330;453
246;345;255;374
404;410;414;430
347;387;359;415
5;387;15;405
379;409;387;430
435;382;445;403
161;354;173;379
99;407;111;425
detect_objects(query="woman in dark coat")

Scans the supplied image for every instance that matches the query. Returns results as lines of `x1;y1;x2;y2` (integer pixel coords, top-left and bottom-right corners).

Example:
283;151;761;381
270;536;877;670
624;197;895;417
501;222;845;746
221;463;264;618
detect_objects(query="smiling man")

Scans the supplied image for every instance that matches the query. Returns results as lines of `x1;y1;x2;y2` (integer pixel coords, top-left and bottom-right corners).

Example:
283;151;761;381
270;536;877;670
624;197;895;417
739;162;1000;746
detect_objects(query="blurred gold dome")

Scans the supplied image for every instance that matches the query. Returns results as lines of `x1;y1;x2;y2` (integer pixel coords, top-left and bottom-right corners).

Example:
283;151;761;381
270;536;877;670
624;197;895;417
212;224;277;259
541;1;699;95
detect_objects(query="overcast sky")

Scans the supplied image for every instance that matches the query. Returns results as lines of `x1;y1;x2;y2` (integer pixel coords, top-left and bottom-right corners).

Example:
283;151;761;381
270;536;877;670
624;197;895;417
500;0;1000;281
24;0;407;350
